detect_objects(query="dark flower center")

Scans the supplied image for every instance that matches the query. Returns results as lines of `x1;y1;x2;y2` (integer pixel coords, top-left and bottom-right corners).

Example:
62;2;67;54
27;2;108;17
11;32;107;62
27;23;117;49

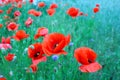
88;59;92;63
34;52;40;57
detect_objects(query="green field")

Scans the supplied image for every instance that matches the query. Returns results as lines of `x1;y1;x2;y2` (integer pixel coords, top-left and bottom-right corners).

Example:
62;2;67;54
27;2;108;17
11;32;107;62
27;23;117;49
0;0;120;80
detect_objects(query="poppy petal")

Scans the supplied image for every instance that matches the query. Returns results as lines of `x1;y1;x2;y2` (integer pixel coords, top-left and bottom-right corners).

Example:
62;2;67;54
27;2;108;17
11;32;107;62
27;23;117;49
79;62;102;72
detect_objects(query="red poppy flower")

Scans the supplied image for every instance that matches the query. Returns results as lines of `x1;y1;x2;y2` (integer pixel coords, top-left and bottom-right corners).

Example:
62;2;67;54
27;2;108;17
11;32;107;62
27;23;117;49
79;12;84;16
28;9;42;17
47;8;55;16
0;77;6;80
28;43;47;65
42;33;71;56
30;64;38;73
38;2;45;8
96;4;100;7
14;10;21;17
34;27;48;40
29;0;33;4
67;7;79;18
17;2;22;8
0;24;3;28
6;22;19;31
12;30;29;41
25;17;33;27
93;7;99;13
4;53;15;61
50;3;58;9
0;10;3;14
1;37;11;44
74;47;102;72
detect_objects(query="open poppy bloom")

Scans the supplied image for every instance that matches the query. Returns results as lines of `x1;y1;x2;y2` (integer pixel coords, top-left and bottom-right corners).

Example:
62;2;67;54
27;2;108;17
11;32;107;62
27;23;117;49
12;30;29;41
50;3;58;9
4;53;15;61
74;47;102;72
28;43;47;65
47;8;56;16
34;27;48;40
28;9;42;17
14;10;21;17
67;7;79;18
0;77;6;80
93;7;99;13
25;17;33;27
6;22;19;31
38;2;45;8
42;33;71;56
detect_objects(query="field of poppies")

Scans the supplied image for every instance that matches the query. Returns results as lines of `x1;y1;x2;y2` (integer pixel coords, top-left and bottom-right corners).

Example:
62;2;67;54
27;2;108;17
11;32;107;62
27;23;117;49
0;0;120;80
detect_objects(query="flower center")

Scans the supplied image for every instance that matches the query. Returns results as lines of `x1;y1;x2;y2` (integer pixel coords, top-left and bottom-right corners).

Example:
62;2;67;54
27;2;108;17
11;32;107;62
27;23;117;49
88;59;92;63
34;52;40;57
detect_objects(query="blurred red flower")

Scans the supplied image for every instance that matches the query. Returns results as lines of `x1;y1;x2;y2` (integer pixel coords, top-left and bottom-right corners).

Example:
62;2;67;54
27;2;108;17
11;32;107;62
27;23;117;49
47;8;55;16
38;2;45;8
29;0;33;4
50;3;58;9
14;10;21;17
74;47;102;72
25;17;33;27
0;24;3;28
34;27;48;40
1;37;11;44
42;33;71;56
93;7;99;13
0;77;6;80
0;10;3;14
30;64;38;73
12;30;29;41
28;9;42;17
67;7;79;18
4;53;15;61
6;22;19;31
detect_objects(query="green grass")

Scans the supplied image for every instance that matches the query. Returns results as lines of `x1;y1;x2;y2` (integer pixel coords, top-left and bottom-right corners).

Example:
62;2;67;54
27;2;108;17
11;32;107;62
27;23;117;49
0;0;120;80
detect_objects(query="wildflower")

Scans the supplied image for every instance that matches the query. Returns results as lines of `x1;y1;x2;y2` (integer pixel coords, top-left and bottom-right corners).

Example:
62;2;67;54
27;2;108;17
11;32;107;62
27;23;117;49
28;43;47;65
42;33;71;56
34;27;48;40
4;53;15;61
6;22;19;31
67;7;79;18
74;47;102;72
14;10;21;17
25;17;33;27
12;30;29;41
47;8;56;16
38;2;45;8
50;3;58;9
52;55;59;61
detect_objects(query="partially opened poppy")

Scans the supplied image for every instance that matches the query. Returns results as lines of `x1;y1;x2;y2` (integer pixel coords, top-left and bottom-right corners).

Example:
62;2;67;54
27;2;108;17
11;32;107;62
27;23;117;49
93;7;99;13
67;7;79;18
42;33;71;56
14;10;21;17
29;64;38;73
74;47;102;72
28;43;47;65
6;22;19;31
47;8;55;16
25;17;33;27
38;2;45;8
12;30;29;41
50;3;58;9
4;53;15;61
34;27;48;40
